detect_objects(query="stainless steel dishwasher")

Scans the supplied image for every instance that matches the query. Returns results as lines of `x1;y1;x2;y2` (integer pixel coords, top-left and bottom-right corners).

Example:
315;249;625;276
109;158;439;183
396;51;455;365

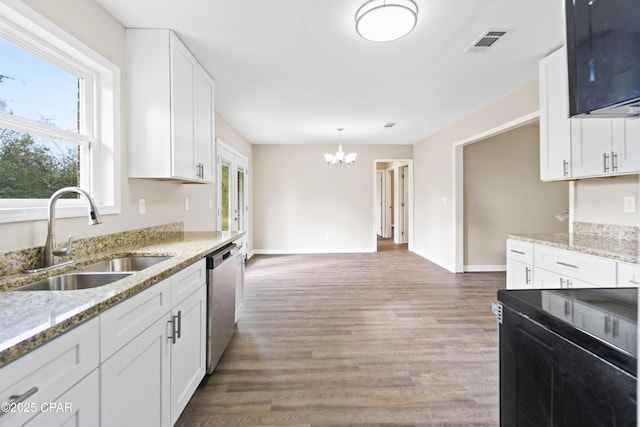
206;242;239;374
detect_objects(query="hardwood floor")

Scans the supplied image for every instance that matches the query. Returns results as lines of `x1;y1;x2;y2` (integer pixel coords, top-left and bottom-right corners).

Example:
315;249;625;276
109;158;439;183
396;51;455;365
176;239;506;426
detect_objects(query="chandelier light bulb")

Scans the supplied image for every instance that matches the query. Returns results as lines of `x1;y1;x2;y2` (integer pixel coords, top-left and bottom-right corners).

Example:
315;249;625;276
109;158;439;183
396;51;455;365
324;128;357;168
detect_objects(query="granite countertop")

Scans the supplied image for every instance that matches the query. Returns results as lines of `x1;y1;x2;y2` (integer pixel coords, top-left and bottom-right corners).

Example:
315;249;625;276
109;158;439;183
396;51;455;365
507;232;639;264
0;230;244;368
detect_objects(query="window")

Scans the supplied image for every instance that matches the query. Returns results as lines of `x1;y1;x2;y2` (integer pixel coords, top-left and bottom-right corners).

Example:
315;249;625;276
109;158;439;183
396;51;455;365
0;2;120;222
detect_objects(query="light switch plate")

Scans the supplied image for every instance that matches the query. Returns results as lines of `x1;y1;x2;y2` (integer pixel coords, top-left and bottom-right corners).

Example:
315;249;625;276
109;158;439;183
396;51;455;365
138;199;145;215
623;196;636;213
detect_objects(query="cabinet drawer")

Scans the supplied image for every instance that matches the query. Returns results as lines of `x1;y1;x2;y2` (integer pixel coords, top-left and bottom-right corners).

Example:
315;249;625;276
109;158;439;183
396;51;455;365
533;266;601;289
171;259;206;305
506;239;534;264
100;278;171;361
618;262;640;287
534;246;616;286
24;369;99;427
0;317;99;426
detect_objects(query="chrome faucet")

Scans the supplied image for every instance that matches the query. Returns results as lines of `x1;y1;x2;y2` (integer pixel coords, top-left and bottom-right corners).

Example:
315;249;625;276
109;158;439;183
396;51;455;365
43;187;102;268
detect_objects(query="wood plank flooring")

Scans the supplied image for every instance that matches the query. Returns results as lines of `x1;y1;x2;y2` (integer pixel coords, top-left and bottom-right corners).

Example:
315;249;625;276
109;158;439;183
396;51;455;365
176;239;506;426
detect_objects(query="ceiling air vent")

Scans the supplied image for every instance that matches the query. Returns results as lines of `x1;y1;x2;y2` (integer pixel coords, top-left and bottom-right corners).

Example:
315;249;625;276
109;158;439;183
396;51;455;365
466;29;510;53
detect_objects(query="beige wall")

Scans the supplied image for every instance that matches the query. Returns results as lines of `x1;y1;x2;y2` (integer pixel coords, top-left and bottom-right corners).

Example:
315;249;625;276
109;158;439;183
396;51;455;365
463;124;568;269
574;175;640;227
253;144;412;252
413;80;540;271
0;0;252;253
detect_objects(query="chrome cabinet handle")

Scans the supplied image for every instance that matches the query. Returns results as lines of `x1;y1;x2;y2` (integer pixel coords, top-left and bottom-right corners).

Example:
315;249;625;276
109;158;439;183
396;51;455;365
603;152;610;173
563;160;569;177
560;278;565;288
564;300;570;316
176;311;182;339
0;387;39;417
556;261;578;269
525;267;531;285
168;316;178;344
611;151;618;172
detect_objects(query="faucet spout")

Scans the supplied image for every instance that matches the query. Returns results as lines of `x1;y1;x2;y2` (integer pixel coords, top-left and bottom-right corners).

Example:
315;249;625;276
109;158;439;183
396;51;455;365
44;187;102;268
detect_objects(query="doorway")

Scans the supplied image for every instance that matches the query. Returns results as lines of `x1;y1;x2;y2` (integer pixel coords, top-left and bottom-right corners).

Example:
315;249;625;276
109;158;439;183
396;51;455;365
373;160;413;252
217;139;248;234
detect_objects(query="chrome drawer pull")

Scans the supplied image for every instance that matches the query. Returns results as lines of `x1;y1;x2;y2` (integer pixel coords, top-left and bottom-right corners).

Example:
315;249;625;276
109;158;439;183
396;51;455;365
510;249;526;255
0;387;39;417
556;261;578;269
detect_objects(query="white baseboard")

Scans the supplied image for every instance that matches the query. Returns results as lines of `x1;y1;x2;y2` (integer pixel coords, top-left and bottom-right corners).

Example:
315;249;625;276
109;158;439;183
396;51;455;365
412;248;455;273
464;264;506;272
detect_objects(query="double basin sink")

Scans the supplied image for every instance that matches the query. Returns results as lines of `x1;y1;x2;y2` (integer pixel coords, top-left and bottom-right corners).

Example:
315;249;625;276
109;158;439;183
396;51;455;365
14;256;172;291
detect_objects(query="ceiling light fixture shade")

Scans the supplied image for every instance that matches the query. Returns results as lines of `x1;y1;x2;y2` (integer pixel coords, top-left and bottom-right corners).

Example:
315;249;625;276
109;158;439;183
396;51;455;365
355;0;418;42
325;128;357;168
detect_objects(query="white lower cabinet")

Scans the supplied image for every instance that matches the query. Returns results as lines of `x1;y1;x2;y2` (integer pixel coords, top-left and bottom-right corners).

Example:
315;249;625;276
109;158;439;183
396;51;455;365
533;266;600;289
618;262;640;287
170;285;207;425
101;314;171;427
100;259;207;427
505;240;534;289
24;370;99;427
506;258;533;289
506;238;633;290
0;317;99;427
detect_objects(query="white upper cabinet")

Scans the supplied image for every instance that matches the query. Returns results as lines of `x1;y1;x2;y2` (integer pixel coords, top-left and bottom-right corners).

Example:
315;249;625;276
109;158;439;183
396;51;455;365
539;47;572;181
539;47;640;180
127;29;215;183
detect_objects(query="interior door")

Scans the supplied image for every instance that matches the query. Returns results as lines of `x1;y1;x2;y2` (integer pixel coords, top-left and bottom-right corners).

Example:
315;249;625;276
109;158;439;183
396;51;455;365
375;171;383;236
217;141;248;233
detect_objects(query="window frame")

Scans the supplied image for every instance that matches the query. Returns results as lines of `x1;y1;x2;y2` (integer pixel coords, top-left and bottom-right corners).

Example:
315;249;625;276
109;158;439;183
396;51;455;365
0;1;120;223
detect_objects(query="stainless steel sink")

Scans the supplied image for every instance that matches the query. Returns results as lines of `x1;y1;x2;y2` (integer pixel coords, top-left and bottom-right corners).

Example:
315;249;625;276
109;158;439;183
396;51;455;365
13;272;132;291
79;255;172;272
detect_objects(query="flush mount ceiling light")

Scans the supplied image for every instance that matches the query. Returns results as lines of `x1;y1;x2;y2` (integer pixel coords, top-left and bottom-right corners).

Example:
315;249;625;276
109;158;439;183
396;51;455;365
324;128;357;168
355;0;418;42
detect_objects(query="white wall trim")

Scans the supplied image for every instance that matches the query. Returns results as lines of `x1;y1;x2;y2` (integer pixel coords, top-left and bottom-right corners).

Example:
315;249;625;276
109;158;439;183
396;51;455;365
413;248;455;273
253;248;375;255
452;111;540;273
464;264;506;272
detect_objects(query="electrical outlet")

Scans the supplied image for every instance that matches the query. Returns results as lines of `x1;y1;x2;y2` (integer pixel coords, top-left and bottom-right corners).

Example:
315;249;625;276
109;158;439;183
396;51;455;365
185;198;190;211
623;196;636;213
138;199;146;215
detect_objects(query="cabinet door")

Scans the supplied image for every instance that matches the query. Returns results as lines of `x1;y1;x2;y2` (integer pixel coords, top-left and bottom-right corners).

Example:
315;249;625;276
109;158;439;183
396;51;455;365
101;314;171;427
618;262;640;287
196;66;215;183
170;31;197;180
170;285;207;425
24;370;99;427
506;258;533;289
571;119;614;177
611;118;640;174
0;318;99;426
539;47;572;181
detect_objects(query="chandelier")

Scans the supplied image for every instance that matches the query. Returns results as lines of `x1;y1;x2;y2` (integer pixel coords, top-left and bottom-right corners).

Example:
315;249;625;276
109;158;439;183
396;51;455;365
324;128;357;168
355;0;418;42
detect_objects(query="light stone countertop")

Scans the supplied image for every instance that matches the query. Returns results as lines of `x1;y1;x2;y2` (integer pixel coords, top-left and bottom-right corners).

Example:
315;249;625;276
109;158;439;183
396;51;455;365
0;230;244;368
506;232;639;264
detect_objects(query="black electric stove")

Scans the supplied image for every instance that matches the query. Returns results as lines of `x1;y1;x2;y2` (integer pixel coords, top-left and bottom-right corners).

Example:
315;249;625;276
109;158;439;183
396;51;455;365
496;287;637;426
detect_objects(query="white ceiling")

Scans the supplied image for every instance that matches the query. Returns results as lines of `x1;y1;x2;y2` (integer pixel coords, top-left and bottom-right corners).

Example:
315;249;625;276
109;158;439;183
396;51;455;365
96;0;564;146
